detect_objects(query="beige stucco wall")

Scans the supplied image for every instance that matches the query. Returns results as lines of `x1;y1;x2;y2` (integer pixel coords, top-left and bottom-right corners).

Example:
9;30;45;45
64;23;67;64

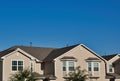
35;62;43;74
2;51;43;81
52;45;108;81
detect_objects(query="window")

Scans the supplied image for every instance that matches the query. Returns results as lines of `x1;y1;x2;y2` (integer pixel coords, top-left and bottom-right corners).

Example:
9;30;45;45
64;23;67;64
109;64;113;72
63;61;66;71
12;60;23;71
62;61;75;72
87;62;99;72
12;61;17;71
88;62;92;71
30;62;33;72
94;62;99;71
68;61;74;71
30;61;34;72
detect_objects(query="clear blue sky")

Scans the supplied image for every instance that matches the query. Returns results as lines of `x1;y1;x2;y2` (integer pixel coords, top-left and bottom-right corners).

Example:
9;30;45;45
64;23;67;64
0;0;120;55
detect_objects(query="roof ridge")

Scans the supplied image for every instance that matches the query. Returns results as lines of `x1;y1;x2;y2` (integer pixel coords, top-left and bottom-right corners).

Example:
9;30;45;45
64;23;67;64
102;54;118;61
43;44;80;61
59;44;80;49
10;45;58;49
102;54;118;57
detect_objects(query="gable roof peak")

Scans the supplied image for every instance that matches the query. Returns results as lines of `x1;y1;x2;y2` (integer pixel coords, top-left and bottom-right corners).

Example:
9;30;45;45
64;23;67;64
61;44;80;48
0;45;57;61
43;44;80;62
102;54;119;61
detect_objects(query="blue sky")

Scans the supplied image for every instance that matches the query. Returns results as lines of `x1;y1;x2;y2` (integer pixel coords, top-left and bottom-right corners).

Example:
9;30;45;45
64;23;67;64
0;0;120;55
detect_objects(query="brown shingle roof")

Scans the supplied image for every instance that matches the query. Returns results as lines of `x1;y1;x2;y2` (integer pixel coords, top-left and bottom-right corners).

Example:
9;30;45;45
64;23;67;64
102;54;118;61
0;46;57;61
43;44;79;61
0;44;79;61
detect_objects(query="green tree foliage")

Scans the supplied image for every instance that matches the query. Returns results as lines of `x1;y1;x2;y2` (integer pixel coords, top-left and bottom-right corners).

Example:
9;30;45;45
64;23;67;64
65;66;90;81
9;69;38;81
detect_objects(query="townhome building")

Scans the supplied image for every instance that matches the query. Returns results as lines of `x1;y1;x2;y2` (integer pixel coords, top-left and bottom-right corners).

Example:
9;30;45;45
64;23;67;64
102;54;120;81
0;44;120;81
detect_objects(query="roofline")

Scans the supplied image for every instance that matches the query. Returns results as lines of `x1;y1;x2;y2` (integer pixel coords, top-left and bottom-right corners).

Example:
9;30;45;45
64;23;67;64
80;44;107;62
1;48;41;62
52;44;79;61
102;54;120;61
109;54;119;61
52;44;107;62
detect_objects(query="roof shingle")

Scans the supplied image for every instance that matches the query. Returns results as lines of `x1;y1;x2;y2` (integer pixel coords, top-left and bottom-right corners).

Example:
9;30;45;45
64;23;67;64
43;44;79;61
0;46;56;61
0;44;79;61
102;54;118;61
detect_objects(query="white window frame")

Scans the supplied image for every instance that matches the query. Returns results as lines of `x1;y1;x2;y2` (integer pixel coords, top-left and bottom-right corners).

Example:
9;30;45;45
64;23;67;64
62;60;76;74
109;64;113;73
11;59;24;72
29;60;34;72
87;61;100;76
93;62;99;71
62;61;67;71
88;62;92;71
68;61;75;71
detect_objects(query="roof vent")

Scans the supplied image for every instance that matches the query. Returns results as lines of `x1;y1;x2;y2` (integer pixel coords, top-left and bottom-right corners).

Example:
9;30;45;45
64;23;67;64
30;42;32;47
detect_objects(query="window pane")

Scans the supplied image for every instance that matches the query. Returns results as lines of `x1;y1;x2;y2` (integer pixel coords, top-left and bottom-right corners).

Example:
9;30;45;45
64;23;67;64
88;62;92;71
18;66;23;71
12;66;17;71
12;61;17;65
94;62;98;67
18;61;23;65
69;61;74;71
88;62;91;67
69;67;74;71
30;62;33;71
109;65;113;72
69;61;74;67
94;62;99;71
63;61;66;71
94;67;98;71
63;61;66;67
63;67;66;71
12;60;23;71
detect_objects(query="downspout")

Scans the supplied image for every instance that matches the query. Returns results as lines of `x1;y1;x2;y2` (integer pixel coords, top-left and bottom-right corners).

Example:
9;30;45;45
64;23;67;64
53;59;56;76
53;59;57;79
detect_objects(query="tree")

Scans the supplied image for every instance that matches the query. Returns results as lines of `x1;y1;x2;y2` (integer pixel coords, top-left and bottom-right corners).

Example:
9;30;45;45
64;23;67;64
65;66;90;81
9;69;38;81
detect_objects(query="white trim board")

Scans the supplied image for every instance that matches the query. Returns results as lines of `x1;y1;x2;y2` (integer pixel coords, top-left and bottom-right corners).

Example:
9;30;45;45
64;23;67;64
1;48;41;62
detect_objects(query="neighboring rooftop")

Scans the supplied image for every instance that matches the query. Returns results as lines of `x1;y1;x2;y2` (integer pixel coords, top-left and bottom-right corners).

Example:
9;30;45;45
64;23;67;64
102;54;118;61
